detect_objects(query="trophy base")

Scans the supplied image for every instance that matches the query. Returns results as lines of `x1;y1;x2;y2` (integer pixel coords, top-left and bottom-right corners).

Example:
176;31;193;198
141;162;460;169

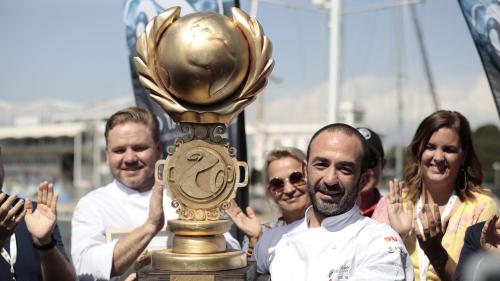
152;249;247;272
138;261;265;281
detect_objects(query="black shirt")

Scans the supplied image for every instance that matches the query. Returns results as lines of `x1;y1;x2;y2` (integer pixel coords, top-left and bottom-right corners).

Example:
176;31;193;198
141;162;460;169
0;203;68;281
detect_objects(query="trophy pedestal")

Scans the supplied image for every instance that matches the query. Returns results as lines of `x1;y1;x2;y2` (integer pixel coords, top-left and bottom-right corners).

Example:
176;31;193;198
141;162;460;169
138;262;262;281
152;219;246;272
152;249;246;272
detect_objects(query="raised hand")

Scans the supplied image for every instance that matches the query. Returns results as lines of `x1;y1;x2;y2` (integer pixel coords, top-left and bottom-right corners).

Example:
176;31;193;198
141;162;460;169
414;204;448;259
480;214;500;252
387;179;413;238
145;183;164;233
414;204;452;279
0;193;25;245
25;181;57;246
226;199;262;244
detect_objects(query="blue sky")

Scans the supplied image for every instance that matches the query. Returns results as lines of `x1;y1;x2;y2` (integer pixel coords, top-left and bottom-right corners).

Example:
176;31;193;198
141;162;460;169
0;0;131;102
0;0;498;145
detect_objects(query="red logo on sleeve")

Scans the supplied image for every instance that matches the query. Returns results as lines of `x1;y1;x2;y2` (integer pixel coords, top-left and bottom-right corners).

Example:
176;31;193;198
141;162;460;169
384;236;398;242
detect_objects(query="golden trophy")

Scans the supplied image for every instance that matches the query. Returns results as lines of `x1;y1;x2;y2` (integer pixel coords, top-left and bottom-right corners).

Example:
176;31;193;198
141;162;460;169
133;6;273;279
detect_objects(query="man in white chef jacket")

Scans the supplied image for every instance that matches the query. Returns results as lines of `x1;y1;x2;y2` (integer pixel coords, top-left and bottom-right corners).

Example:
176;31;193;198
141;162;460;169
71;107;239;280
253;123;414;281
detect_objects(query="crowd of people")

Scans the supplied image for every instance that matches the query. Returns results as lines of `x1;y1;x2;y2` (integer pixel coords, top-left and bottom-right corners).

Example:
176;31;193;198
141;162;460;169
0;107;498;280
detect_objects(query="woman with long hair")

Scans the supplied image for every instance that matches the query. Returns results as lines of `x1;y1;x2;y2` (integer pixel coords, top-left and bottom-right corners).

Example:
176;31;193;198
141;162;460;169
373;110;497;281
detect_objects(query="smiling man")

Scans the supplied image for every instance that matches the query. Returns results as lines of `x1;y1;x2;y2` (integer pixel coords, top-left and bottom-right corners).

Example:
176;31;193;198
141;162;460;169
71;107;173;281
71;107;240;280
253;123;414;281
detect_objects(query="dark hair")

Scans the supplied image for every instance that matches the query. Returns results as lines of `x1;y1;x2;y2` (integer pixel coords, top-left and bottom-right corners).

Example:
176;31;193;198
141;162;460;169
357;127;385;169
105;106;160;145
405;110;486;202
307;123;370;173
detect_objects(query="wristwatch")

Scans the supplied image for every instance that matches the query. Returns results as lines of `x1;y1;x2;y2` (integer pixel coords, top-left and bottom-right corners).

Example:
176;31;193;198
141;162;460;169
33;236;56;251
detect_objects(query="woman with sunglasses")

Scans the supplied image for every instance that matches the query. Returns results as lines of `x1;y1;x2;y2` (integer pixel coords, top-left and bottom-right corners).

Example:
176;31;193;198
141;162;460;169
227;147;311;256
373;110;497;281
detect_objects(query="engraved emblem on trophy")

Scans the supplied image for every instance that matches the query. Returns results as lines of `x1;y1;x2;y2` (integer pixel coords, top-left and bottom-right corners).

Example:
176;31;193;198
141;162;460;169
133;6;274;272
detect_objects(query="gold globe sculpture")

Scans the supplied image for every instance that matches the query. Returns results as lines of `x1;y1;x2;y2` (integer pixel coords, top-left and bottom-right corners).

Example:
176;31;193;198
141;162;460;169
157;12;250;105
134;6;274;124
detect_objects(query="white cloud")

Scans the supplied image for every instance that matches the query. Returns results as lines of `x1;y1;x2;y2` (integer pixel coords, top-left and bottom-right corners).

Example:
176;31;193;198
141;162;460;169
257;74;499;147
440;75;499;127
257;82;329;124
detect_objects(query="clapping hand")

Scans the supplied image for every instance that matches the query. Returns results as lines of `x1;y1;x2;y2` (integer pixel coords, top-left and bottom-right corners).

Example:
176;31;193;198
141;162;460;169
387;179;413;238
226;199;262;244
25;181;57;246
480;214;500;253
414;204;449;267
145;183;165;234
0;193;25;245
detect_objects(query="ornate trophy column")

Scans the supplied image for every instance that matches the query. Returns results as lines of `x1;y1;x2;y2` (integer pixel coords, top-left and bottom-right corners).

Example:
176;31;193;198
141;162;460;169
133;6;273;278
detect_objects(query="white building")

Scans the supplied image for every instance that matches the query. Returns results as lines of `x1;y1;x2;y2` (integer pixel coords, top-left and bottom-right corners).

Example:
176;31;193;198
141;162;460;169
0;97;367;204
0;98;134;199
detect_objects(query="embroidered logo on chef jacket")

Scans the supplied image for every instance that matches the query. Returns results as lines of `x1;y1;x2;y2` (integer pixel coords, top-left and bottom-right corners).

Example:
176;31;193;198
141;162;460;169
384;244;410;279
327;264;350;281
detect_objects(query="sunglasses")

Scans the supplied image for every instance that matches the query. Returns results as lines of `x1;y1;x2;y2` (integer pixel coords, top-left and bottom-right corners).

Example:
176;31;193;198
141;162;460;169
268;171;306;193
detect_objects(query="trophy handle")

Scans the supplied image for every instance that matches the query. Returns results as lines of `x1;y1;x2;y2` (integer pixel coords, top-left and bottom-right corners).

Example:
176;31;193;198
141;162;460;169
155;159;169;185
235;161;248;188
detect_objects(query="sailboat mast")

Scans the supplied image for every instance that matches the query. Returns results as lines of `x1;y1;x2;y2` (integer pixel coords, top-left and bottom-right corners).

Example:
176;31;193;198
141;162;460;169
410;4;439;110
395;3;404;179
328;0;342;123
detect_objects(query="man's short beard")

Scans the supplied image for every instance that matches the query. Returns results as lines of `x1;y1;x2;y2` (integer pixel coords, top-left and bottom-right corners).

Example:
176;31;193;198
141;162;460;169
307;181;360;218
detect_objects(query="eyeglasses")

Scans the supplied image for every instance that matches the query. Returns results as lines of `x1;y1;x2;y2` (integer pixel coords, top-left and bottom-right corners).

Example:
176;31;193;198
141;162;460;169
268;171;306;193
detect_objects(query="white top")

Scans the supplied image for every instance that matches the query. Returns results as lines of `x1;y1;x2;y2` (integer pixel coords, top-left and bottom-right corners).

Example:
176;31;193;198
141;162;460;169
253;206;414;281
71;180;240;280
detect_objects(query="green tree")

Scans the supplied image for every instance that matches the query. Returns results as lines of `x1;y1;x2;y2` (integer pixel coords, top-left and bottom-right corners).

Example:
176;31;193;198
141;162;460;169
472;124;500;187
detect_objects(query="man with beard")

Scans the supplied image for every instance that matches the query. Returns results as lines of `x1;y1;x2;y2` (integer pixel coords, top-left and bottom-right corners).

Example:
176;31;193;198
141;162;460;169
253;123;413;281
71;107;239;280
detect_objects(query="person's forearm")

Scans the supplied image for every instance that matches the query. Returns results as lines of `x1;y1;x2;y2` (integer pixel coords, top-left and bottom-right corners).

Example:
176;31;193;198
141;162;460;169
246;235;260;259
429;251;456;281
39;248;76;281
111;222;158;276
249;236;259;248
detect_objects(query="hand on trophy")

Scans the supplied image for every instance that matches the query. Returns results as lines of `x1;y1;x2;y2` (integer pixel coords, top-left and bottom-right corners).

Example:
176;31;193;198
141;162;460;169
124;273;137;281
